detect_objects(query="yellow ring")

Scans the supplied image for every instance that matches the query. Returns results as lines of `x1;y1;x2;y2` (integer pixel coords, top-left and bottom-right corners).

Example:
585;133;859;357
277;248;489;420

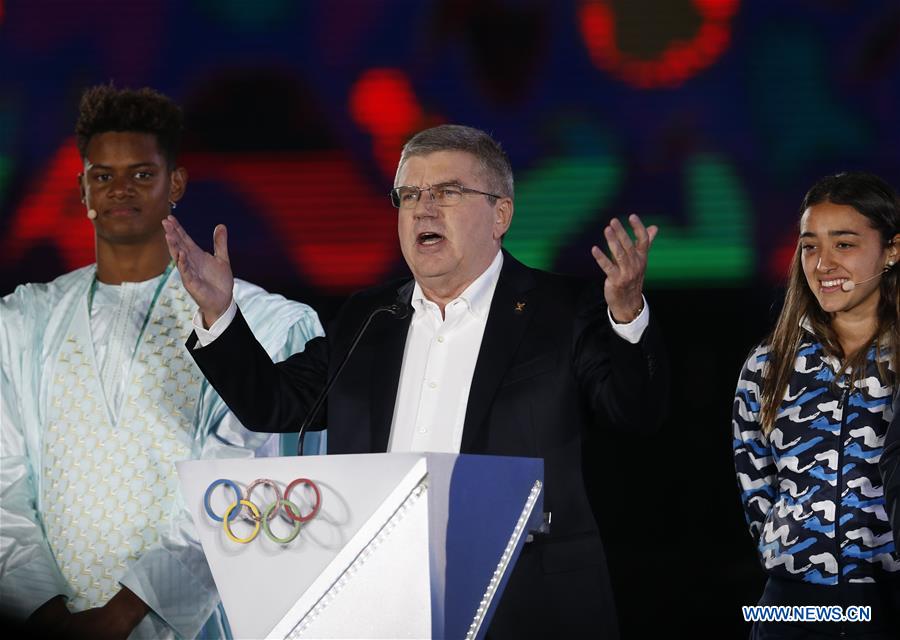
223;500;261;543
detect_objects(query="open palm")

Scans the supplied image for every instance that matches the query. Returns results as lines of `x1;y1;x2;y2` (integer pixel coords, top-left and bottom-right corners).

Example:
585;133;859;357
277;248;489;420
162;215;234;326
590;214;658;323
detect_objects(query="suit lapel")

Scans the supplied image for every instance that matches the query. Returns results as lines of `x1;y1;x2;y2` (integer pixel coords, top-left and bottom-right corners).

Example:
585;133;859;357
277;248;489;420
461;251;537;452
369;279;415;452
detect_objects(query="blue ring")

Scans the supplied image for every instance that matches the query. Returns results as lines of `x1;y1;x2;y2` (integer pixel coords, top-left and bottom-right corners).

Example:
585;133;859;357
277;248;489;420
204;479;242;522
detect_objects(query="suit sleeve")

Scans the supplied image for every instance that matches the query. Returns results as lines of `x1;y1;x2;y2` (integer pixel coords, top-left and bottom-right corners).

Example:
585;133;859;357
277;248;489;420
188;307;329;433
732;348;777;543
879;388;900;554
571;283;669;434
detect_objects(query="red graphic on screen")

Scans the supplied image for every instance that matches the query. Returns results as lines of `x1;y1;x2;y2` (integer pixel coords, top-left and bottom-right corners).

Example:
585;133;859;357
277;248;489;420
579;0;739;89
188;152;398;290
769;235;797;283
350;68;443;178
1;141;94;269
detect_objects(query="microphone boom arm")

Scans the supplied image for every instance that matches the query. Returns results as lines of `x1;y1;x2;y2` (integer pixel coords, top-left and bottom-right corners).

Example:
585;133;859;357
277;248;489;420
296;302;410;454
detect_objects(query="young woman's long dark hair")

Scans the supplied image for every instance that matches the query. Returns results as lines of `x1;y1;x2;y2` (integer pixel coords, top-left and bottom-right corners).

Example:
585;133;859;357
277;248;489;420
759;172;900;434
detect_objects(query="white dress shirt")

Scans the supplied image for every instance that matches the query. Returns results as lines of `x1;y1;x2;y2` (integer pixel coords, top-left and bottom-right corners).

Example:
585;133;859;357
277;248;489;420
193;252;650;453
387;251;504;453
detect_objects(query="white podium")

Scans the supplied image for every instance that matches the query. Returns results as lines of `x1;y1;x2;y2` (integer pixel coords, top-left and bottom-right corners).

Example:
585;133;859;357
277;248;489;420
177;453;543;639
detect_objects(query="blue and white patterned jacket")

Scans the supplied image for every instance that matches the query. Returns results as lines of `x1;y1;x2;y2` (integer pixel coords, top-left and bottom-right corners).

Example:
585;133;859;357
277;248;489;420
733;326;898;585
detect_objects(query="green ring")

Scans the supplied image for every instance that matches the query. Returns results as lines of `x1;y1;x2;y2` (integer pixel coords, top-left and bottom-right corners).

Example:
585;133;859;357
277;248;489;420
262;499;302;544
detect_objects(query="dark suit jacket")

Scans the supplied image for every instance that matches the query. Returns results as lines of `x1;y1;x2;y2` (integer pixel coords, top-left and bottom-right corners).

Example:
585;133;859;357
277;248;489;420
882;389;900;554
189;251;668;638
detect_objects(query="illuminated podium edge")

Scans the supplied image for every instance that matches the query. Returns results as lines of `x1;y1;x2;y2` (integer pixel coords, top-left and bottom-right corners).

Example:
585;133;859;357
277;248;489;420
177;452;544;639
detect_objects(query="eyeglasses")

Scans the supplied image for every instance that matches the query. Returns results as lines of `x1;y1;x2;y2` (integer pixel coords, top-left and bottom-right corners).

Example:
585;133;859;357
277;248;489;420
389;183;502;209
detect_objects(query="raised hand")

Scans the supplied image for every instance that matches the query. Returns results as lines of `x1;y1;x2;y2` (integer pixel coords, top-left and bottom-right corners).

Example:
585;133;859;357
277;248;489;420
162;215;234;327
590;214;658;323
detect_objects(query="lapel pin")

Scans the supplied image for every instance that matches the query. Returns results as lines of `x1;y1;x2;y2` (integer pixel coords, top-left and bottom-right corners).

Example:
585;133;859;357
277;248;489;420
514;301;526;313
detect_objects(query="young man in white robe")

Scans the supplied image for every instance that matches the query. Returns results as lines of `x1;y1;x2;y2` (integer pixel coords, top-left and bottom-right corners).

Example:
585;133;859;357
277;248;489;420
0;84;324;639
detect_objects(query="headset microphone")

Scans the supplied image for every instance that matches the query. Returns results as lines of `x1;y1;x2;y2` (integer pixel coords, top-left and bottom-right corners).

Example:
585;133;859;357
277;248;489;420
840;267;891;292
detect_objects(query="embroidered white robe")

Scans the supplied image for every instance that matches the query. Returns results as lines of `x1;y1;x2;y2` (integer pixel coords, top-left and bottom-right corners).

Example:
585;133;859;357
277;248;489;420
1;265;323;638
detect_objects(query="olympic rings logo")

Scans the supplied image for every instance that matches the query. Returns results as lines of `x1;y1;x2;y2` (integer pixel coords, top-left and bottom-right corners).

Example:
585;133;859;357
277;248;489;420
204;477;321;545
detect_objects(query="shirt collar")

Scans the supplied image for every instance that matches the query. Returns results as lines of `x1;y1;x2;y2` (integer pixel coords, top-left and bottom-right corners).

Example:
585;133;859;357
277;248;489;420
799;315;814;334
411;250;504;319
797;314;889;364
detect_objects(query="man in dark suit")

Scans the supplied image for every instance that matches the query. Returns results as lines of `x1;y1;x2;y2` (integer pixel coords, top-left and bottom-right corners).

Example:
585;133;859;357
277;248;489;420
162;124;668;638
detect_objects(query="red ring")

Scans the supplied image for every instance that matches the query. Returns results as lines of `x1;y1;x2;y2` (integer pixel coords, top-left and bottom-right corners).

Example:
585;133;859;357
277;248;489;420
283;478;321;522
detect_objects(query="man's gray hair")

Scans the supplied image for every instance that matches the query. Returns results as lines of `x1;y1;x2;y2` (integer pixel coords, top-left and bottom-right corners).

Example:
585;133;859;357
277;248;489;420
397;124;514;199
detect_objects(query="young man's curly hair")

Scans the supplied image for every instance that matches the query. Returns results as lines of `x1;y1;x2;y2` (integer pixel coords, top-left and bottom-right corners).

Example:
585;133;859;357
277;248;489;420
75;84;184;167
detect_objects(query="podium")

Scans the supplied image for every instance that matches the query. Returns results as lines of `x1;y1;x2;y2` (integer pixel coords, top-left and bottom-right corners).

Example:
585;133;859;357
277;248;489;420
177;453;543;639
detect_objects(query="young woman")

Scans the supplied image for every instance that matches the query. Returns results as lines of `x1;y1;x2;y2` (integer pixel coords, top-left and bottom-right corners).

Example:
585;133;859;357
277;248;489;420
733;172;900;638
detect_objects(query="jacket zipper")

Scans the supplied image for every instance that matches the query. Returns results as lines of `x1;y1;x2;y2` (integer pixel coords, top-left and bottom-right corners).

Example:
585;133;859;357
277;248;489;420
835;385;850;635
